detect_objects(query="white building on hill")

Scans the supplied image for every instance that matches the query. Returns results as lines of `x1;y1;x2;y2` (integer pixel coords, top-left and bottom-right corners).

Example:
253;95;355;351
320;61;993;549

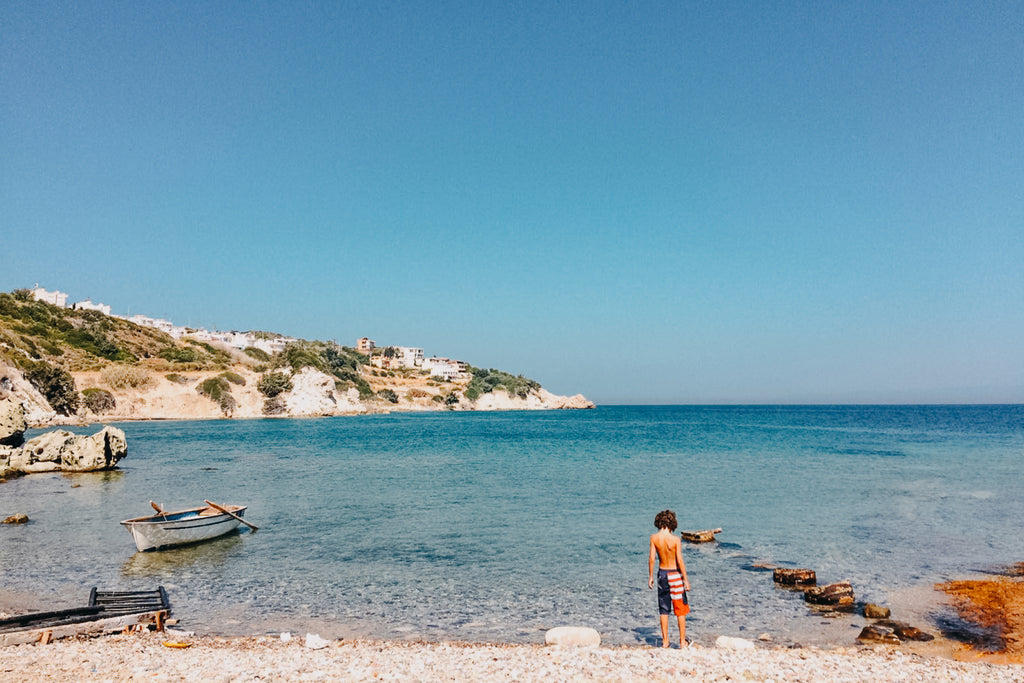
73;299;112;315
422;357;468;380
30;285;68;308
397;346;424;369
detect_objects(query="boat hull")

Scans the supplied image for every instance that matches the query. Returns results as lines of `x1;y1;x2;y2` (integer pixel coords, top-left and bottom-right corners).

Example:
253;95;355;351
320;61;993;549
120;505;247;552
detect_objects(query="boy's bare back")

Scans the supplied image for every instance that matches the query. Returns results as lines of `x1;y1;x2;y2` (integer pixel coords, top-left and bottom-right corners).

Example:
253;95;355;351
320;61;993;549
650;529;682;570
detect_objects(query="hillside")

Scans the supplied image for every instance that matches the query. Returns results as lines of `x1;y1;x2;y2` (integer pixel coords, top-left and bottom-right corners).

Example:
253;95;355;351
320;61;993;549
0;290;592;425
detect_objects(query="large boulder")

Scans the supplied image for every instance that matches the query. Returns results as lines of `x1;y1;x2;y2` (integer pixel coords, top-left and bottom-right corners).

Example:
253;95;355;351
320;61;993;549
10;426;127;473
0;398;27;446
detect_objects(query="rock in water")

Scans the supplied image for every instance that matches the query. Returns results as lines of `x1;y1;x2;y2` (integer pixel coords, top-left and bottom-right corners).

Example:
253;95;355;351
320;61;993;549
10;426;127;473
544;627;601;647
0;398;27;447
857;624;901;645
2;513;29;524
715;636;755;650
863;603;891;619
804;580;855;607
773;568;817;587
878;620;935;642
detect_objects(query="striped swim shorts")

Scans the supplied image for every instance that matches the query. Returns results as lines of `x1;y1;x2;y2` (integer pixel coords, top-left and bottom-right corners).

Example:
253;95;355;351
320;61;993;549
657;569;690;616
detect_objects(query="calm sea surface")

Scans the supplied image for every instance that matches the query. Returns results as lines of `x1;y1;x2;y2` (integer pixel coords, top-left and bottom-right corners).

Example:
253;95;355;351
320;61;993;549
2;406;1022;646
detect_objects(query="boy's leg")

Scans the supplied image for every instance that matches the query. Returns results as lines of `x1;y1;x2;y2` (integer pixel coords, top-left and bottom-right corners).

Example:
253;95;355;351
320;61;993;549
659;615;669;647
677;615;687;647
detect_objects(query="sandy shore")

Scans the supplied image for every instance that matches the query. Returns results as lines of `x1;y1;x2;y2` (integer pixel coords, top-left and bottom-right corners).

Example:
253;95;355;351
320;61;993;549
3;631;1022;682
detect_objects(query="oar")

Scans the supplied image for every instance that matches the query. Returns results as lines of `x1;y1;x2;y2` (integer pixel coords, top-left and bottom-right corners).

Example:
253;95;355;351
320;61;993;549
150;501;164;513
204;499;259;532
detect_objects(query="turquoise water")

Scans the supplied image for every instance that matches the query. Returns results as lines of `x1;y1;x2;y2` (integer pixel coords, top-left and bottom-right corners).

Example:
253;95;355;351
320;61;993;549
2;406;1022;645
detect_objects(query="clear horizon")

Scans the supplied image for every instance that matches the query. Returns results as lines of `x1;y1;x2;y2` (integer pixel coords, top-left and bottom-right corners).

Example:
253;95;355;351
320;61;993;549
3;3;1022;405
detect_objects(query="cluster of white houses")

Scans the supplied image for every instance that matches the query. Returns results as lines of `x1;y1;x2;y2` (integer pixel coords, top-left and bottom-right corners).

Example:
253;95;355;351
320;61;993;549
28;287;468;375
29;285;295;356
357;338;469;380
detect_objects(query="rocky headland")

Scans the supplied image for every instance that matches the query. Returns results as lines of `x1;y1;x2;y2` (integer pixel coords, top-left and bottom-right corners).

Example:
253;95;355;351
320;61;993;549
0;288;593;427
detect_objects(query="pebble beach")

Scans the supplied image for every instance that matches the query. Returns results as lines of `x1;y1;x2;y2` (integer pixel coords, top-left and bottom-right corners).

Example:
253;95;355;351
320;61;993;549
3;631;1022;682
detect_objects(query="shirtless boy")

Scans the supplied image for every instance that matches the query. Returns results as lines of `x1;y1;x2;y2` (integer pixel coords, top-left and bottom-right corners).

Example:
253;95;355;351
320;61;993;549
648;509;691;648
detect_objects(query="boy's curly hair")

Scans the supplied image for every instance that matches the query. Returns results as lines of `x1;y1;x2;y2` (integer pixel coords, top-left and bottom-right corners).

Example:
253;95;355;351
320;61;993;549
654;509;677;531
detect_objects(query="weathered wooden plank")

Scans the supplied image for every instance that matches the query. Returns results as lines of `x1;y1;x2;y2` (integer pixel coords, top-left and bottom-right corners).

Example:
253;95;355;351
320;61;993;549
0;606;103;631
0;610;168;647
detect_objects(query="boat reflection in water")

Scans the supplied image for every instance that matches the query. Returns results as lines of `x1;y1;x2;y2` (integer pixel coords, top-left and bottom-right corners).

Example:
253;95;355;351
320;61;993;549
121;533;245;578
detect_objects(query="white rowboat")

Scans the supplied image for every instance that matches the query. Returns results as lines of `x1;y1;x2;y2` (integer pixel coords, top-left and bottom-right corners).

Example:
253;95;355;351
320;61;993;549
121;504;248;552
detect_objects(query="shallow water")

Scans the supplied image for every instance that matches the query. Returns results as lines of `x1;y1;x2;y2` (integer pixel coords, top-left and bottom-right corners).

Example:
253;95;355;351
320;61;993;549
2;406;1021;645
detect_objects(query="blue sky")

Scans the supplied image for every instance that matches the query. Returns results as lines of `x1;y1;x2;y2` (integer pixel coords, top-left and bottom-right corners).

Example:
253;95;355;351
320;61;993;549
2;2;1022;404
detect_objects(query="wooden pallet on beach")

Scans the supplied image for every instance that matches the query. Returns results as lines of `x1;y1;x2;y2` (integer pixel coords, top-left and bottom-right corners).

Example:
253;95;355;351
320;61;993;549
680;528;722;543
0;587;170;646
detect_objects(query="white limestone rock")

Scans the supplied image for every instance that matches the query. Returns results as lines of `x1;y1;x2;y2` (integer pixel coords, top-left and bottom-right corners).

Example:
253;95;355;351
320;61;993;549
284;368;338;417
544;626;601;647
715;635;756;650
471;388;595;411
0;363;56;426
0;398;27;446
11;426;127;473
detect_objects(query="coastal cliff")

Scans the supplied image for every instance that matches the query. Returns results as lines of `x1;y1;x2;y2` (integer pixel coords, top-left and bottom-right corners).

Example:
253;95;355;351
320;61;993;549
49;366;593;423
0;291;593;425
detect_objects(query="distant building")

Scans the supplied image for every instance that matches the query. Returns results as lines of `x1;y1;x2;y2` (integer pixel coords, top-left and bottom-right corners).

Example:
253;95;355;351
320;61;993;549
396;346;424;369
253;336;295;355
30;285;68;308
73;299;112;315
422;357;467;380
357;337;375;353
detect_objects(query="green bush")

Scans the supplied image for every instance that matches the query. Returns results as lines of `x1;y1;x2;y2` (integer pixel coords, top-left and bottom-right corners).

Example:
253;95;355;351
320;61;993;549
197;376;236;414
22;360;78;415
165;373;190;384
82;387;116;413
279;344;326;373
377;389;398;404
464;386;481;402
257;372;293;397
63;327;131;361
158;346;201;363
244;347;271;362
218;371;245;386
466;366;540;400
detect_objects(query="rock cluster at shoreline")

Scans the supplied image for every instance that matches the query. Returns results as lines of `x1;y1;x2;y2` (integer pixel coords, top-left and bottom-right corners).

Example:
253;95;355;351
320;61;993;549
2;631;1020;682
0;399;126;479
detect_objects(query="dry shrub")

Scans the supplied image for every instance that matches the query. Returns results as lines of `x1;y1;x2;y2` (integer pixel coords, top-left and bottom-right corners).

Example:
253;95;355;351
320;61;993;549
101;365;154;390
407;388;430;399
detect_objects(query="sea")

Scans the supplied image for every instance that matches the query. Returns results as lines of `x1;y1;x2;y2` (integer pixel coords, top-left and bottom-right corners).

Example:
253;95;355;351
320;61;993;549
2;405;1022;647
